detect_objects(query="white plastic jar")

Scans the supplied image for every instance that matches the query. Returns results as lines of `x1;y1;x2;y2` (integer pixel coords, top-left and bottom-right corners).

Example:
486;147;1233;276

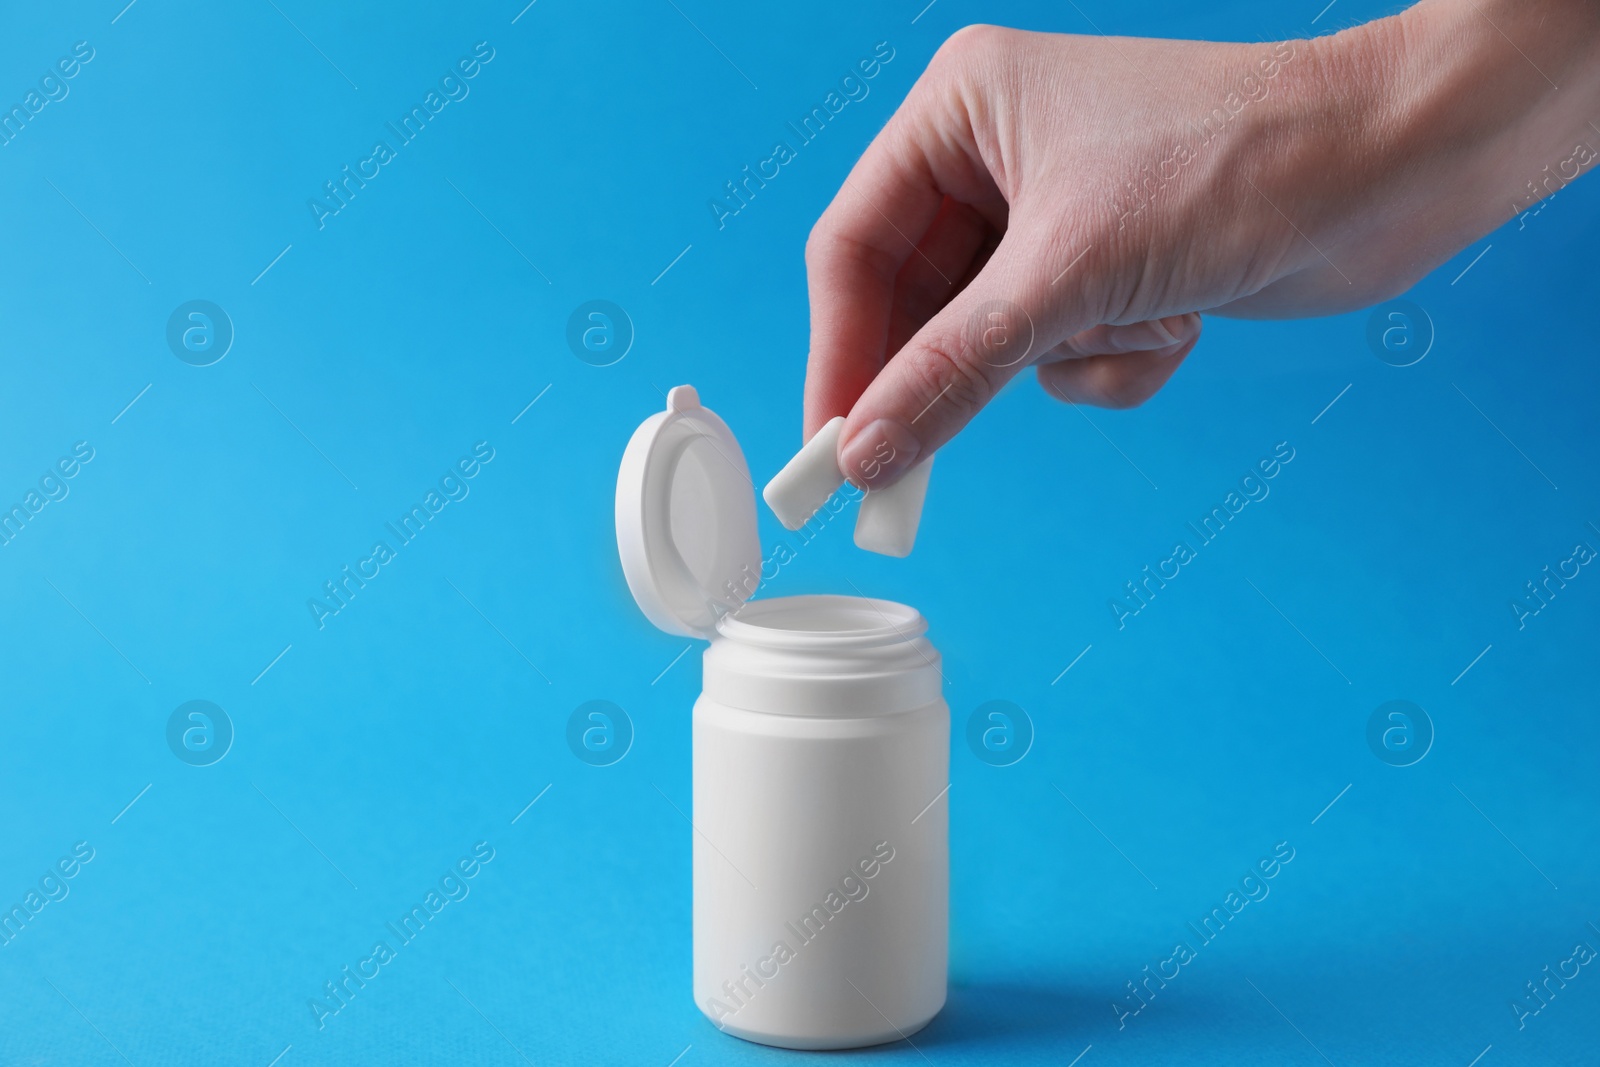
616;387;949;1050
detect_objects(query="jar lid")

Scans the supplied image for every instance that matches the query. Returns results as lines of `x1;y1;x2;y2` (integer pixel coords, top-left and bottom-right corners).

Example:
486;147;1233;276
615;385;761;639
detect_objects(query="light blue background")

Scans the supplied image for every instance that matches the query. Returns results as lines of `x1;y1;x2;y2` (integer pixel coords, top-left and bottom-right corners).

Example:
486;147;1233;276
2;0;1597;1064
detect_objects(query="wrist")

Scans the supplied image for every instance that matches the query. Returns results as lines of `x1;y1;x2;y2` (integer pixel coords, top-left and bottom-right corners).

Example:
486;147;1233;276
1320;0;1600;267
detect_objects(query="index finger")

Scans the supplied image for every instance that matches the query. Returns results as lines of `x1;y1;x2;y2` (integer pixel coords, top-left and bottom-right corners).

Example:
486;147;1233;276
802;125;944;440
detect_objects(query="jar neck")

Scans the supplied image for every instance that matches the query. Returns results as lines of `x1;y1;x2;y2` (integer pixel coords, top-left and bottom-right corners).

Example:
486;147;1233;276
704;595;943;716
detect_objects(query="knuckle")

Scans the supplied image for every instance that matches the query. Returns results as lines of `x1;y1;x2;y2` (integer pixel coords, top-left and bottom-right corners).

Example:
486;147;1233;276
933;23;1007;68
802;217;836;269
804;204;854;267
804;224;898;285
906;336;999;415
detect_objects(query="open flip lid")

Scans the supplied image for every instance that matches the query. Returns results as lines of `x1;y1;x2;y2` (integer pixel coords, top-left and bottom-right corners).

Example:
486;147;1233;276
615;385;762;638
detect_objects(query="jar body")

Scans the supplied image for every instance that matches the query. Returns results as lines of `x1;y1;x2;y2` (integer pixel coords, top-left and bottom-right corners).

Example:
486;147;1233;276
691;595;948;1049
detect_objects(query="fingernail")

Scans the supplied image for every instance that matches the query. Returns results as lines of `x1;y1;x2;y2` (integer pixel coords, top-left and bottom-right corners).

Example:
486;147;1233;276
1154;338;1189;358
1147;319;1180;347
839;419;922;489
1167;313;1201;340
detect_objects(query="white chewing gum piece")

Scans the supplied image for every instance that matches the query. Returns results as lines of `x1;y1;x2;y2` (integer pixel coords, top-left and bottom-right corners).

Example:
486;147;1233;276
854;455;933;558
762;416;847;530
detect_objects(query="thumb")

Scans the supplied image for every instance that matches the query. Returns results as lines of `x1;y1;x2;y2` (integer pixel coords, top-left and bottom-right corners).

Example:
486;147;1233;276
836;234;1079;489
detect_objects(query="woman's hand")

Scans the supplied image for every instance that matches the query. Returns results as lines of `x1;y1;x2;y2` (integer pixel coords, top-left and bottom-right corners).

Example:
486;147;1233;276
804;0;1600;488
